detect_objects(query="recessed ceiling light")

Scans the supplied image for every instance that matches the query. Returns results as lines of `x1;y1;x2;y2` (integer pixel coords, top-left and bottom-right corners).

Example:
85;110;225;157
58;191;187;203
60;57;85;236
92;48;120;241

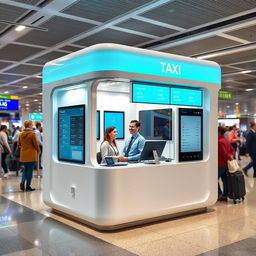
4;91;8;94
34;99;38;102
15;25;26;32
226;106;230;108
245;88;253;91
39;92;43;95
25;103;30;106
241;70;252;74
22;86;28;88
235;103;239;105
35;76;42;78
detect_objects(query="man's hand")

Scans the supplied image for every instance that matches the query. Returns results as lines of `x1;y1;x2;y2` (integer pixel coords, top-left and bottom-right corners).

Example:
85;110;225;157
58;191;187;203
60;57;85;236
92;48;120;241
118;156;128;162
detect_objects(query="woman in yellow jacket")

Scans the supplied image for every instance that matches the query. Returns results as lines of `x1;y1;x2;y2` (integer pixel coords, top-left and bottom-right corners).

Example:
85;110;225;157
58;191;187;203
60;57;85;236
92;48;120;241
18;120;40;191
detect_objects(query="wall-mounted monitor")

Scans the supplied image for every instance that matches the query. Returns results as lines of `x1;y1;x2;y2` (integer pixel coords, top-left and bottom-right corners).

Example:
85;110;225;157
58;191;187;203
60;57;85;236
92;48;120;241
58;105;85;164
0;95;19;111
132;82;202;107
132;83;170;104
139;108;172;140
96;110;100;140
179;108;203;162
171;88;202;106
104;111;124;139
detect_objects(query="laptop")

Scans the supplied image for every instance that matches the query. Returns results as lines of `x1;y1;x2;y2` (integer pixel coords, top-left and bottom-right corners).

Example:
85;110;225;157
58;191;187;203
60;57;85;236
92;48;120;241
101;157;128;167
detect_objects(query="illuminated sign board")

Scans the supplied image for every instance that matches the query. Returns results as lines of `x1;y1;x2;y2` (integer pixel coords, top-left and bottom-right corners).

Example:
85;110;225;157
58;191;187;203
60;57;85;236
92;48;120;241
0;95;19;111
132;83;202;107
218;90;233;100
29;113;43;121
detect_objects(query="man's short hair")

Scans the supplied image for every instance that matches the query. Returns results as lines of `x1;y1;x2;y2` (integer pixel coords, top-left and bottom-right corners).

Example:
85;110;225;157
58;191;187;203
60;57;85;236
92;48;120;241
35;122;41;128
24;120;32;128
218;126;226;135
130;120;140;128
0;125;7;131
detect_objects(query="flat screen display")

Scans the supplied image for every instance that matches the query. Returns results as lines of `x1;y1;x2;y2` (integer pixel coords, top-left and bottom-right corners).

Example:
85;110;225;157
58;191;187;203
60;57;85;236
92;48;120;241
104;111;124;139
139;109;172;140
58;105;85;164
0;98;19;110
96;111;100;140
132;83;170;104
179;108;203;162
171;88;202;106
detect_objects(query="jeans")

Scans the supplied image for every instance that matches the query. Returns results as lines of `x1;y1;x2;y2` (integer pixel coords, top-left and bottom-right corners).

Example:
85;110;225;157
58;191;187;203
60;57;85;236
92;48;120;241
1;152;8;174
218;166;228;197
243;153;256;177
21;162;36;187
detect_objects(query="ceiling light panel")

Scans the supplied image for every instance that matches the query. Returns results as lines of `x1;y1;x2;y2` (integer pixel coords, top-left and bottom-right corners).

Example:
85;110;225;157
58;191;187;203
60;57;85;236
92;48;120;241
162;35;241;56
0;44;43;61
75;28;150;47
16;16;96;47
116;18;177;37
206;48;256;65
141;0;256;29
61;0;150;22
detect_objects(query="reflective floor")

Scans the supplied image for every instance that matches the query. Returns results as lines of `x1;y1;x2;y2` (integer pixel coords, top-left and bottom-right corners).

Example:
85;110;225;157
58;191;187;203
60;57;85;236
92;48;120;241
1;160;256;256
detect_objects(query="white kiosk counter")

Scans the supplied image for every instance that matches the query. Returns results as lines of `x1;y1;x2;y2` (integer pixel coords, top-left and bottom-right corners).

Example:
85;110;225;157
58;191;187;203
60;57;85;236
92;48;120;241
42;43;221;230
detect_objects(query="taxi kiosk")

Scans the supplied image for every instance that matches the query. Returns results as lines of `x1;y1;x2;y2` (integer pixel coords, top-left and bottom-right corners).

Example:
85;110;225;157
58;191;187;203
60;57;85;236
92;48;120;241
42;44;221;230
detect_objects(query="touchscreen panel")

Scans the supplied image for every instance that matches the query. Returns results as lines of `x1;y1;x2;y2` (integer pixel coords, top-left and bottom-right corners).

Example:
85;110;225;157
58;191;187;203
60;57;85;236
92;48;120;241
58;105;85;164
179;108;203;162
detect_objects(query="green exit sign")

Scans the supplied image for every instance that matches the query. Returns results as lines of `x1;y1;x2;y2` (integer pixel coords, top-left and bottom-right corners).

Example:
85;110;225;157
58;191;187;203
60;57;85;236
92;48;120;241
218;90;233;100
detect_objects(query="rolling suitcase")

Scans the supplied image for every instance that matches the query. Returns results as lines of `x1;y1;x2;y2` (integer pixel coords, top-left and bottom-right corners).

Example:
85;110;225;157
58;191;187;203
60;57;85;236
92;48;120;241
8;156;20;176
227;171;246;204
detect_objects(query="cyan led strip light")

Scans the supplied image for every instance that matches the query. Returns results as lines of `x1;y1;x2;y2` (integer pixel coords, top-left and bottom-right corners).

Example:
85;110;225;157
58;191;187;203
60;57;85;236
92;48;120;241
43;50;221;85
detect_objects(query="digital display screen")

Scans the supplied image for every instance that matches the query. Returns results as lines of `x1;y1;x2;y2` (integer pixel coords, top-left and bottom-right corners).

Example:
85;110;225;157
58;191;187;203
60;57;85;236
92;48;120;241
96;111;100;140
132;83;202;107
0;99;19;110
171;88;202;106
180;115;201;152
132;83;170;104
58;105;85;164
179;108;203;162
104;111;124;139
139;108;172;140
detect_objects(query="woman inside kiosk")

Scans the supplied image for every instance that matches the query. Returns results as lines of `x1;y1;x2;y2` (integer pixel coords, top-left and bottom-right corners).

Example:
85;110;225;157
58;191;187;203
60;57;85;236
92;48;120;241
100;126;120;164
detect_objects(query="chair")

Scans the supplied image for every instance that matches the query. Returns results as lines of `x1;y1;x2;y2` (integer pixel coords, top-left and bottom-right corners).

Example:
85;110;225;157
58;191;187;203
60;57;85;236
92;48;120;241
96;152;102;164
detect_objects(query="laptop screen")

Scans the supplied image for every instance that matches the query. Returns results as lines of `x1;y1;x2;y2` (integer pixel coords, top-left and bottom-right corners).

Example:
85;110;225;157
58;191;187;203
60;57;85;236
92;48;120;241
105;157;115;165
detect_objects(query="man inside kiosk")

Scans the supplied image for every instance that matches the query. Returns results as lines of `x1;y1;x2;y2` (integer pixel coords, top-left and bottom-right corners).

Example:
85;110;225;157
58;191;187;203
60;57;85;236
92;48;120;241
118;120;145;162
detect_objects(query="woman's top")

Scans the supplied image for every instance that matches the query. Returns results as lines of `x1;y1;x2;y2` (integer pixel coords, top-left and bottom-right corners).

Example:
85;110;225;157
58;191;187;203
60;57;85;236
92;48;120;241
100;141;119;164
0;131;11;153
229;130;239;144
218;136;234;167
18;129;40;162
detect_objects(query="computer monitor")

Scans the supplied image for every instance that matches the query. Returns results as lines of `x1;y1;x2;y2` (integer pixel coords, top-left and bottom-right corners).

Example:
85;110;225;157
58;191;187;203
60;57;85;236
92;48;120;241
140;140;167;161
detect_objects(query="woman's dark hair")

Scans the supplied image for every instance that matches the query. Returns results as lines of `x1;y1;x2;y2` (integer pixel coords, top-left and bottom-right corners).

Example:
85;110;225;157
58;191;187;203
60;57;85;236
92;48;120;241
103;126;117;147
0;125;7;131
218;126;226;135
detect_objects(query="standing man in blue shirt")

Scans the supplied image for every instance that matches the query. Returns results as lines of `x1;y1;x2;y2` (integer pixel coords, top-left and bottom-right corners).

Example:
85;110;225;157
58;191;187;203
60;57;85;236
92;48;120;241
118;120;145;162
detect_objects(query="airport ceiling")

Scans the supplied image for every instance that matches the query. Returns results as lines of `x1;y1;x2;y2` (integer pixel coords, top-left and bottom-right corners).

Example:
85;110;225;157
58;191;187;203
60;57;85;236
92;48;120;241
0;0;255;115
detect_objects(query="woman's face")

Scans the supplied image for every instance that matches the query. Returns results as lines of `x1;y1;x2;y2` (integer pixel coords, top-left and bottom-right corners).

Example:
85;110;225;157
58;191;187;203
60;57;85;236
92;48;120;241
109;129;117;141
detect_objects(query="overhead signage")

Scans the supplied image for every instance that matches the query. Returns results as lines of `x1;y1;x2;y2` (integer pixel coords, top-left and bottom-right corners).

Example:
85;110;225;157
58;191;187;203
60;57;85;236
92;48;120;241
29;113;43;121
132;83;202;107
0;95;19;111
43;46;221;85
218;90;233;100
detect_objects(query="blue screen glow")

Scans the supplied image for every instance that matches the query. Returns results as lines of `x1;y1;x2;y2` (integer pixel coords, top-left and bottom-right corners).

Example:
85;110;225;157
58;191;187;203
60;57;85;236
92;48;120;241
132;83;170;104
104;111;124;139
171;88;202;106
58;105;85;163
0;99;19;110
96;111;100;140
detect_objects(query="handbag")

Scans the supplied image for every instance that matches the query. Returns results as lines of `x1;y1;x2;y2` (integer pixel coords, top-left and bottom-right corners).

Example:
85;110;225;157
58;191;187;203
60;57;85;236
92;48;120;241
228;159;240;173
